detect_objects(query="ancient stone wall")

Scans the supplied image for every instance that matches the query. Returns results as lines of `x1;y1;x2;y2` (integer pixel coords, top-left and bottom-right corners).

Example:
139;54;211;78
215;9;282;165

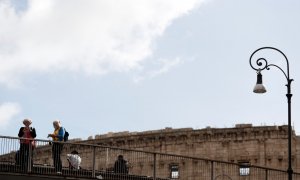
2;124;299;178
82;124;298;172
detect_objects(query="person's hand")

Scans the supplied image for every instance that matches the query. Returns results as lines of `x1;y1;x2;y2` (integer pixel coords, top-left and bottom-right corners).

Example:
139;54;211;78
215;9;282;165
47;134;54;138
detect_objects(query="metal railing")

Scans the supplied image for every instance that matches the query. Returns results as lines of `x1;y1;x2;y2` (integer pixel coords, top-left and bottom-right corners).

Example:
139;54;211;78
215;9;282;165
1;135;300;179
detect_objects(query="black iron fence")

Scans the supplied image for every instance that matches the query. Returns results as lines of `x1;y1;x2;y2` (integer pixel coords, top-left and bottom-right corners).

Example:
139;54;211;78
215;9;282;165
1;135;300;179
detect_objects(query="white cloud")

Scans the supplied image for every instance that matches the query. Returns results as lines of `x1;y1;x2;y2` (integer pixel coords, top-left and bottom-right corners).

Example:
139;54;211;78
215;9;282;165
0;0;206;87
0;102;21;128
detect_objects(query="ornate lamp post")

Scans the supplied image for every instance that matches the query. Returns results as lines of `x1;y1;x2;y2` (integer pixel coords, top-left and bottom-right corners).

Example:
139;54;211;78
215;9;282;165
249;47;294;180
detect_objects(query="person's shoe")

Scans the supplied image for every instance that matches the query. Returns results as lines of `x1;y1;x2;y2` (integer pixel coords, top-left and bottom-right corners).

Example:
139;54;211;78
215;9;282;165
96;175;103;179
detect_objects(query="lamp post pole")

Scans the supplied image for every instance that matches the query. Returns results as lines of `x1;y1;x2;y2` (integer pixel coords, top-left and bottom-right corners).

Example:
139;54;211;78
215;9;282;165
249;47;294;180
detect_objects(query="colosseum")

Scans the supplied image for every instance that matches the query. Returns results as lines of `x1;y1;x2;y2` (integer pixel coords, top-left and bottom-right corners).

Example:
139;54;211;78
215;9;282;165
1;123;299;179
35;124;299;171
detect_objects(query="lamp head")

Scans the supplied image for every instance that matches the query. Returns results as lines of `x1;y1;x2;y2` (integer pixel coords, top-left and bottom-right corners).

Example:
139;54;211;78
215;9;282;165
253;71;267;93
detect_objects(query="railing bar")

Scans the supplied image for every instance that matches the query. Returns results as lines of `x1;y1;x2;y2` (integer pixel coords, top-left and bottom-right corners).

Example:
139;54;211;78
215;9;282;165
211;161;214;180
92;146;96;178
153;153;156;180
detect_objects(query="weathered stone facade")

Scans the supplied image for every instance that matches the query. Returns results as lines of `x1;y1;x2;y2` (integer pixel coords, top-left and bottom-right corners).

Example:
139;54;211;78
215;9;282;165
81;124;298;172
1;124;299;179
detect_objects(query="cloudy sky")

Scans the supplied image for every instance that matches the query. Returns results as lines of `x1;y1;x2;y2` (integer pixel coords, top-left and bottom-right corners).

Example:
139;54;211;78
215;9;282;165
0;0;299;140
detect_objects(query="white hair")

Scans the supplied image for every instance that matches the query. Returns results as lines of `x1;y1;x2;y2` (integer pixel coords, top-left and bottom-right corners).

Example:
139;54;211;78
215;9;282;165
23;118;32;125
53;120;61;126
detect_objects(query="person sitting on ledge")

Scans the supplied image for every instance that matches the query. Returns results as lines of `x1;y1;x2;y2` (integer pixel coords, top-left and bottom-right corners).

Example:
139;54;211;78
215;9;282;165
67;150;81;170
114;155;129;174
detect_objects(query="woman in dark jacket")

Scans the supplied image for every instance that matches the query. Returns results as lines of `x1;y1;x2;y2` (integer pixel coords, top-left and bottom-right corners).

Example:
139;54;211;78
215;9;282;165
18;118;36;171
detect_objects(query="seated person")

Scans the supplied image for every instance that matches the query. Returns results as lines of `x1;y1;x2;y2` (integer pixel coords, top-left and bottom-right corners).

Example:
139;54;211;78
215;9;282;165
67;150;81;169
114;155;128;174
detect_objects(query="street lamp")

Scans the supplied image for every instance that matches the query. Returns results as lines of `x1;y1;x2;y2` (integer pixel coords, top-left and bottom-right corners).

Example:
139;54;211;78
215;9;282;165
249;47;294;180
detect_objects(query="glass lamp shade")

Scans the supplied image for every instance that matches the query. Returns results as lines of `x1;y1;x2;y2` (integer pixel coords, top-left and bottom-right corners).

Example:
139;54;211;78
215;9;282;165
253;84;267;93
253;71;267;93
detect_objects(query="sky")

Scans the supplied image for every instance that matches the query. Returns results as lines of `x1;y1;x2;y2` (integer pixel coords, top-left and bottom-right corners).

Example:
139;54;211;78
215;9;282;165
0;0;299;140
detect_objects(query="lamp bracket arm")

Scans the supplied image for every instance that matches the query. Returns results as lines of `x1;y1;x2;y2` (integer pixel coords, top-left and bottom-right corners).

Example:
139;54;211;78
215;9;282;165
249;47;292;83
267;64;289;82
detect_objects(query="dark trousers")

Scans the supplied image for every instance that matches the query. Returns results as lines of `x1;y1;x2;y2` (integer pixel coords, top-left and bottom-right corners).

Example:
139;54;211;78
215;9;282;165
18;143;33;172
52;143;63;172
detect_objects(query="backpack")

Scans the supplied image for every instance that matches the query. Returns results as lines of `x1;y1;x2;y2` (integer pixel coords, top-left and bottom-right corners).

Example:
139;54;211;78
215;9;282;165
64;128;69;142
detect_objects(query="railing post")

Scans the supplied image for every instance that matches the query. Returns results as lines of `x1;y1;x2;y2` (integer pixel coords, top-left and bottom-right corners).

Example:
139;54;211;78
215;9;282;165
211;161;214;180
92;146;96;178
28;139;32;173
106;148;109;169
153;153;156;180
265;168;268;180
